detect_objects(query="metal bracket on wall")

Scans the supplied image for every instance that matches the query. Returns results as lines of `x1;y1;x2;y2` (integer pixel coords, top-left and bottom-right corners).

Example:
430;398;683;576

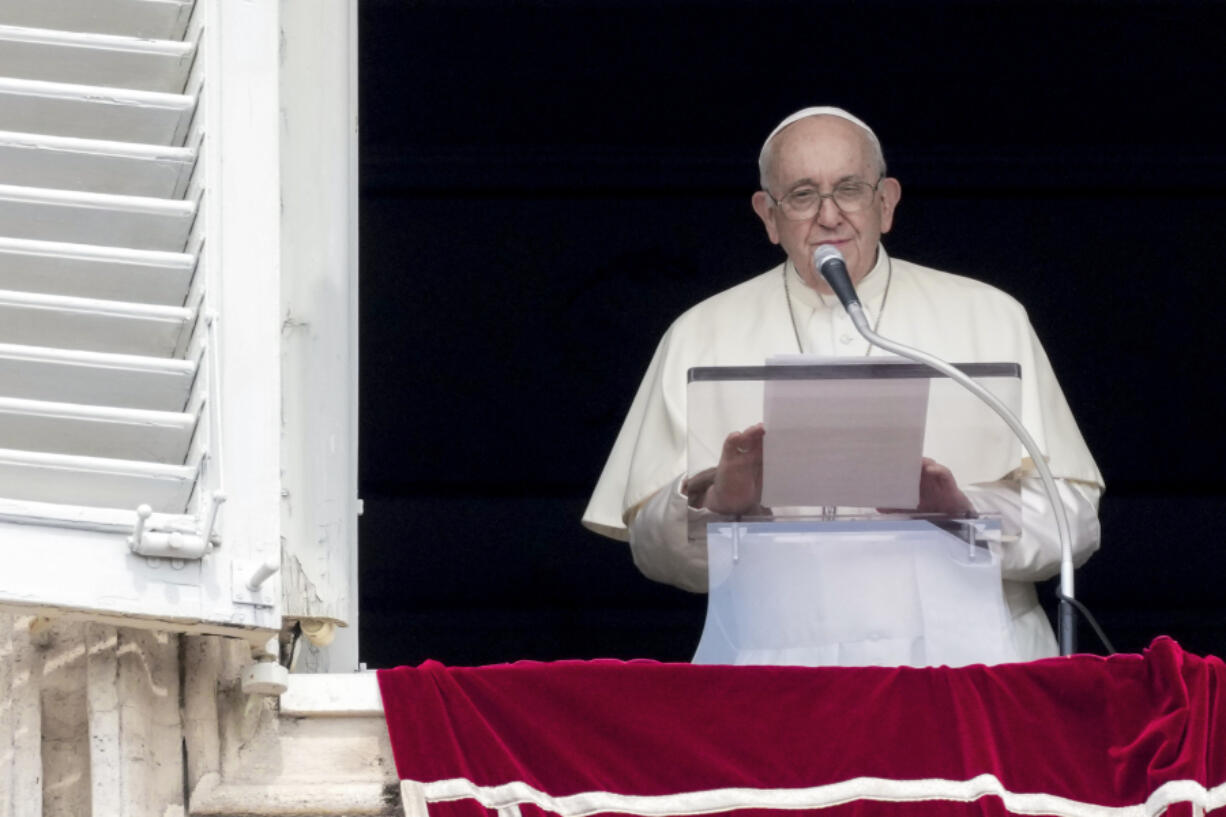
128;490;226;560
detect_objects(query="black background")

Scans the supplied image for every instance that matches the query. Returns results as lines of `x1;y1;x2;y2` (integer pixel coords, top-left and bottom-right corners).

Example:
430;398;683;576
356;0;1226;668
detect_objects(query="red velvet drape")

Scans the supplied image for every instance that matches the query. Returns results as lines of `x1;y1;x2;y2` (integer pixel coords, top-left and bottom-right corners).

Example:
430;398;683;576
378;637;1226;816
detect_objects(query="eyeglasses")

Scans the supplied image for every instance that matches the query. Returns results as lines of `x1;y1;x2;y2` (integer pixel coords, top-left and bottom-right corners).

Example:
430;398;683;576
765;176;884;220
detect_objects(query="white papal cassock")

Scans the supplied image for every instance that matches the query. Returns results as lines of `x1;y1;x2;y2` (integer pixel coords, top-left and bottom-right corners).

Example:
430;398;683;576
583;245;1104;662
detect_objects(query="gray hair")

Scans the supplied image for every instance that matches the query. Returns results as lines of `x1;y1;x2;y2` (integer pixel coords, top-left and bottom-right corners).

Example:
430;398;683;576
757;106;887;189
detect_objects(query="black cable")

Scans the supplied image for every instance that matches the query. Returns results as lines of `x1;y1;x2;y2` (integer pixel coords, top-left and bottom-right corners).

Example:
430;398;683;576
1056;590;1116;654
281;622;303;670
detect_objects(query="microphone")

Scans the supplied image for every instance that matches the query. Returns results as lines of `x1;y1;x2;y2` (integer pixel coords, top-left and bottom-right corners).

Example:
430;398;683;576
813;245;860;309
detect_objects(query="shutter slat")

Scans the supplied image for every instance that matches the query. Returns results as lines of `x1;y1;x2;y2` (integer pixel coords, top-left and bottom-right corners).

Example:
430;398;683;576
0;447;194;512
0;343;194;411
0;184;194;251
0;396;193;463
0;0;195;41
0;131;195;198
0;77;193;145
0;237;194;305
0;289;191;357
0;24;195;93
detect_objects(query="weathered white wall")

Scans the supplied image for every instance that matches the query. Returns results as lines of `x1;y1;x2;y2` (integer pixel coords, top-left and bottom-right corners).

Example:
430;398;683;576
0;614;398;817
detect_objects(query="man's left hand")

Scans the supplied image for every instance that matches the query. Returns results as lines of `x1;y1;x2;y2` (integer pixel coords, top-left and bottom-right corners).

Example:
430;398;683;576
916;457;974;515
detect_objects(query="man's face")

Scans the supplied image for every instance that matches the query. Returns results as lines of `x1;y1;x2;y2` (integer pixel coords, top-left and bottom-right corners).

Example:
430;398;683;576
751;115;901;292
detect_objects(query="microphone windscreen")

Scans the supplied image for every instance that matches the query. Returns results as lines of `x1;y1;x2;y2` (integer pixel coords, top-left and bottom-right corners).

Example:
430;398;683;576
813;244;861;308
813;244;845;271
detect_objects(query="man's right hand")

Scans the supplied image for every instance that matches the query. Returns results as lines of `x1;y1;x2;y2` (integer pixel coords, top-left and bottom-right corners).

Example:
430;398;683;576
683;423;765;515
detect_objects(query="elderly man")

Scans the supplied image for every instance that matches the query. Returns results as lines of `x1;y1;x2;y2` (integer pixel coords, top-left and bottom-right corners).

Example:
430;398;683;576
582;106;1103;662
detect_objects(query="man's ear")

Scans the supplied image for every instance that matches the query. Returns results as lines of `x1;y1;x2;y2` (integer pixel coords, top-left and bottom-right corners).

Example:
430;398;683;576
751;190;781;245
878;177;902;234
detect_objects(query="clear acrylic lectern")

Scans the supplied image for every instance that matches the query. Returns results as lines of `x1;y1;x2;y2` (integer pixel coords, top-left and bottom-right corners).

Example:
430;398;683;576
686;359;1028;668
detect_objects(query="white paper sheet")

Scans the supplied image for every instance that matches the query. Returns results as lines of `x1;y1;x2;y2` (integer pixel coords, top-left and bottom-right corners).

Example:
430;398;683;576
761;357;928;510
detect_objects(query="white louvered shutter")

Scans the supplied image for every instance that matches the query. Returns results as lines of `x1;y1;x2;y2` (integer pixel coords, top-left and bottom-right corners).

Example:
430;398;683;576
0;0;284;637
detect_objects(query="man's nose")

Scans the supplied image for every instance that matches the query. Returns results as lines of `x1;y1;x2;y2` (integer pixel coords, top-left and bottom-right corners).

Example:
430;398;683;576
814;194;843;228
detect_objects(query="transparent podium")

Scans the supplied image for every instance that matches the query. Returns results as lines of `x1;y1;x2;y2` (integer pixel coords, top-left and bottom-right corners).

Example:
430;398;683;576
687;360;1028;668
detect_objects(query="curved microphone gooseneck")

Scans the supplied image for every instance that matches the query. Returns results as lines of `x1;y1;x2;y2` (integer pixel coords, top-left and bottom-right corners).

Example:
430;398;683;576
813;244;1077;656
